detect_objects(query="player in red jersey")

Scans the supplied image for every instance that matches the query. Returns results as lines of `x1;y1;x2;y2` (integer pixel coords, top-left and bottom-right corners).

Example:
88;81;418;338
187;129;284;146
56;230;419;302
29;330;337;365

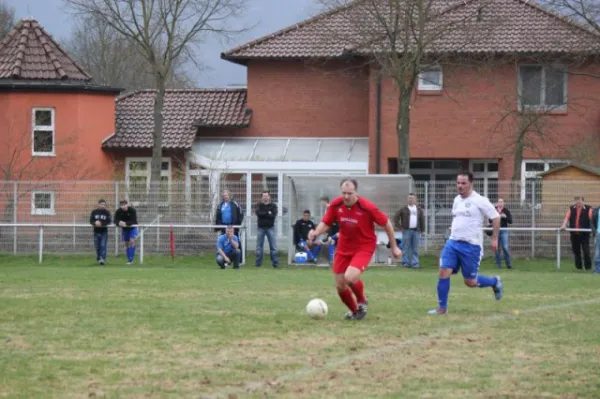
308;178;402;320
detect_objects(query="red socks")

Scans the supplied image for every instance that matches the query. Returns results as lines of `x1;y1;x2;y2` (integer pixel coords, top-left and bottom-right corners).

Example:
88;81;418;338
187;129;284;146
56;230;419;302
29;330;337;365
337;288;358;313
350;280;366;304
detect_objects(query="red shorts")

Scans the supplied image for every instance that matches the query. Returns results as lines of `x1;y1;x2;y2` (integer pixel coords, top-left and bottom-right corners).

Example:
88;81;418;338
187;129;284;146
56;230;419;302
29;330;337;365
332;251;374;274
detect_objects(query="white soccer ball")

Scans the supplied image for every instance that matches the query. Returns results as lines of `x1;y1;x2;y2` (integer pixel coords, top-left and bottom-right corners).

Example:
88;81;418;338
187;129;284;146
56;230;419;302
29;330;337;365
306;298;328;320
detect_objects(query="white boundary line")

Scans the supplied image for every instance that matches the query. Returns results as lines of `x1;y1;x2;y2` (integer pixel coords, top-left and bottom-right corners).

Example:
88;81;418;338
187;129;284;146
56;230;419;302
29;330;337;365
204;298;600;399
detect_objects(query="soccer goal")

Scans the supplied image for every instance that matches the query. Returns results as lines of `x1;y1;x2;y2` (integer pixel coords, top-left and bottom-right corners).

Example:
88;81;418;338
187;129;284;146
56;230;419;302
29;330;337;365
284;174;413;266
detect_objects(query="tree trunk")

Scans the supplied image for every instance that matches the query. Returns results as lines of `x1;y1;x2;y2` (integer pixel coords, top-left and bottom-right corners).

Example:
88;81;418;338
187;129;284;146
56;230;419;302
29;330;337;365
396;85;412;175
150;73;166;207
512;132;525;181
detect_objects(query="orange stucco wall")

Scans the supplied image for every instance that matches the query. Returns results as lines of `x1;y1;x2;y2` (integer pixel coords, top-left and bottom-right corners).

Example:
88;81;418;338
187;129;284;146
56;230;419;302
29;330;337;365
0;91;117;180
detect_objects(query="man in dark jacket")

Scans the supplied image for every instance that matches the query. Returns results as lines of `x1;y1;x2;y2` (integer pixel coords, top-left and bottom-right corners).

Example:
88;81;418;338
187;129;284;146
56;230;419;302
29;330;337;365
561;196;593;270
255;191;279;268
114;200;138;265
393;193;425;268
591;205;600;274
215;190;244;235
494;198;513;269
294;210;321;263
89;199;111;265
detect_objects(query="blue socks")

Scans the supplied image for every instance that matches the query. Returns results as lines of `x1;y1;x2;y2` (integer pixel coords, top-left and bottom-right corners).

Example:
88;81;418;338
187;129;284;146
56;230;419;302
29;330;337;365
126;246;136;262
476;275;498;288
437;278;450;309
328;244;335;262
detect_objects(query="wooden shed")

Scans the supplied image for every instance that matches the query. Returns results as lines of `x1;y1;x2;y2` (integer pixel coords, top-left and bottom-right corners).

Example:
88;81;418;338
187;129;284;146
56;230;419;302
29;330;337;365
538;163;600;212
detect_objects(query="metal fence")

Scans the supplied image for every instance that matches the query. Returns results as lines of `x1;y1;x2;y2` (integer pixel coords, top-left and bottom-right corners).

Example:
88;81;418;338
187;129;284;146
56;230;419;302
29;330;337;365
0;223;246;265
0;178;598;261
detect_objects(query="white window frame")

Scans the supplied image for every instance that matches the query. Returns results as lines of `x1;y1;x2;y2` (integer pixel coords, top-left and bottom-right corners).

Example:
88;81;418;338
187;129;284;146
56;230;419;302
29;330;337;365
410;159;462;181
520;159;569;202
517;64;568;112
31;108;56;156
469;160;499;198
125;157;172;205
418;65;443;91
31;191;56;216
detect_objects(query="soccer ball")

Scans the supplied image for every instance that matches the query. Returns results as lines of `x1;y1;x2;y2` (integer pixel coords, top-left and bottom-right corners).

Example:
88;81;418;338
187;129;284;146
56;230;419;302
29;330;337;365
306;298;328;320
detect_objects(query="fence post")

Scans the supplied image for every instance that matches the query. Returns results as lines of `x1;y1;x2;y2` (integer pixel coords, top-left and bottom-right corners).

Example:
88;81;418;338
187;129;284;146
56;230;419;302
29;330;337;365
245;172;252;239
114;181;119;256
13;181;17;255
38;225;43;264
241;226;246;266
424;181;429;252
156;215;161;251
531;180;536;259
72;214;76;251
140;228;144;265
556;229;561;269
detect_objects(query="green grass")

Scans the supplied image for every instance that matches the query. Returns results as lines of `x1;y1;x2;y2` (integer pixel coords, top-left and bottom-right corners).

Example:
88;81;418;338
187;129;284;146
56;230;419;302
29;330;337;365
0;254;599;398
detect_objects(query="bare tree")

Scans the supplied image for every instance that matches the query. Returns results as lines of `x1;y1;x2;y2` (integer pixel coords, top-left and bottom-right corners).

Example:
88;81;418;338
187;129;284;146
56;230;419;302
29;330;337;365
541;0;600;32
0;1;15;40
65;15;195;91
63;0;247;199
318;0;495;173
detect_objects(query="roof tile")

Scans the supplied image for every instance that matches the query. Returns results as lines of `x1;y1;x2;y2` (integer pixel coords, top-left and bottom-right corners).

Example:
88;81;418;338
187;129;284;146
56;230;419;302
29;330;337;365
222;0;600;62
103;89;251;150
0;18;91;81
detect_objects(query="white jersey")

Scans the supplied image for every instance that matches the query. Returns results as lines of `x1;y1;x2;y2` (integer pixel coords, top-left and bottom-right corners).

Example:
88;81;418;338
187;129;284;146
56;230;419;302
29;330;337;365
449;191;500;247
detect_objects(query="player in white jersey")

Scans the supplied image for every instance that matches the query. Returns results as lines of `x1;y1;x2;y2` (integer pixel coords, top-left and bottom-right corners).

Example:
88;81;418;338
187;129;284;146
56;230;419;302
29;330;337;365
428;172;503;315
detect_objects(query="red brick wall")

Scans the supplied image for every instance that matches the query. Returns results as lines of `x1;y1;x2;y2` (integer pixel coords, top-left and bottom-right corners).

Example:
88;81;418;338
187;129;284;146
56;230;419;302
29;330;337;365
246;60;369;138
372;62;600;179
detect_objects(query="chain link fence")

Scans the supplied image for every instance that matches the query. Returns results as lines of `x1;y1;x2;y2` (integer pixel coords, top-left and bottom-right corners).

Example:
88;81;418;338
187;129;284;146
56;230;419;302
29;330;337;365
0;178;597;261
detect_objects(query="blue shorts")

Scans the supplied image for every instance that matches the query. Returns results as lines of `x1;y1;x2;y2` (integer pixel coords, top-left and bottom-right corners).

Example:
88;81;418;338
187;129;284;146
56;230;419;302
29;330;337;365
440;239;482;280
122;227;138;242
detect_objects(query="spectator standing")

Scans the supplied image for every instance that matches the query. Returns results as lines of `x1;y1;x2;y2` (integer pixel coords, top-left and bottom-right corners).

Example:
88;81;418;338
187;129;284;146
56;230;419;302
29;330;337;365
590;204;600;274
494;198;513;269
215;190;244;236
561;196;593;271
89;199;111;265
393;193;425;269
216;225;241;269
255;191;279;268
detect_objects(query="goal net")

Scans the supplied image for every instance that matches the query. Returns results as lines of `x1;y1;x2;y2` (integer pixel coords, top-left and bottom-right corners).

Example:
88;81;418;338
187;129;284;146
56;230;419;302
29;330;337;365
284;174;413;266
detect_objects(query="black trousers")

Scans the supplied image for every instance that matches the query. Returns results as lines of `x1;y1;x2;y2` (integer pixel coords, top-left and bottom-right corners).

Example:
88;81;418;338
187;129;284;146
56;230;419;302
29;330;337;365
570;233;591;270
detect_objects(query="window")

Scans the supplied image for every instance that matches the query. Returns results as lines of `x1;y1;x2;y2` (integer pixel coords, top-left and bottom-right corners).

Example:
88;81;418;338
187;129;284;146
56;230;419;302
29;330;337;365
521;160;568;203
470;160;499;198
32;108;55;156
125;158;172;204
31;191;55;215
264;175;279;203
518;65;567;111
418;65;443;91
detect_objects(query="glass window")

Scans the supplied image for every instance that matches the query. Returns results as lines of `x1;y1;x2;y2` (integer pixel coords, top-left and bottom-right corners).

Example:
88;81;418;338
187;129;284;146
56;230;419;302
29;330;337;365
32;108;55;155
519;65;566;110
525;162;545;172
31;191;55;215
418;65;443;91
472;162;485;172
487;163;499;172
434;160;462;169
410;160;432;169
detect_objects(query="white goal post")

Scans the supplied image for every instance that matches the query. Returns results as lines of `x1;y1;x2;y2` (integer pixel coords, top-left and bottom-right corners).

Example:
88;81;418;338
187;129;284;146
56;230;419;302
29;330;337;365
284;174;414;266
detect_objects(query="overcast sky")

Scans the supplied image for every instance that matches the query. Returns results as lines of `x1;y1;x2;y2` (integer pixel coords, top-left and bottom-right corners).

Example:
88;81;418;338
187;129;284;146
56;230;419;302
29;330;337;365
5;0;320;87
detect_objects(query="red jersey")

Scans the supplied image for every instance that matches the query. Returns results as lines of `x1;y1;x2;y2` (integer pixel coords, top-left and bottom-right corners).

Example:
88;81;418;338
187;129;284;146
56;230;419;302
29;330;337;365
322;196;389;255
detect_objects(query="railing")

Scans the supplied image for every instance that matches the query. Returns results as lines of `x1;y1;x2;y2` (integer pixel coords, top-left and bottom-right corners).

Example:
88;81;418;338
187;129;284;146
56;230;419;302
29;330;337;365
0;223;246;265
480;227;592;269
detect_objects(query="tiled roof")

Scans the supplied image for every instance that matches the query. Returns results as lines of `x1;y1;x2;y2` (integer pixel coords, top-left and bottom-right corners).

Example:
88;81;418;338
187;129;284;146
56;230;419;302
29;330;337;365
0;18;92;81
222;0;600;63
103;88;252;149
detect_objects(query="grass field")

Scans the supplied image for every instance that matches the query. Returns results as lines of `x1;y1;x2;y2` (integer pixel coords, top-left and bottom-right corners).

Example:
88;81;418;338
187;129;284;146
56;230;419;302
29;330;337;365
1;254;599;398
